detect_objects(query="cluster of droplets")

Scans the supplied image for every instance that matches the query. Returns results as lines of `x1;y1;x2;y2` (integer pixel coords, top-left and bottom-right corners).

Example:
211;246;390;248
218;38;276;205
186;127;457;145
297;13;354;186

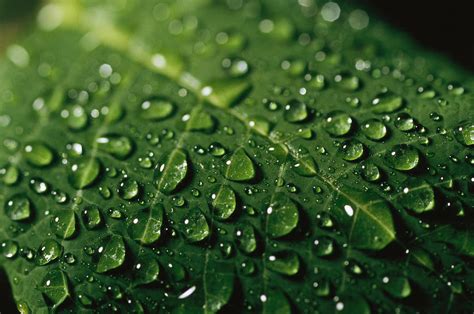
1;0;473;313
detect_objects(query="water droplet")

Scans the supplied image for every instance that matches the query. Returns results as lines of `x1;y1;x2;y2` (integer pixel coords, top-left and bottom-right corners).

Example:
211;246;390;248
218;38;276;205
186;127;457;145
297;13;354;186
128;205;163;245
324;111;353;136
291;150;318;177
39;270;69;307
50;211;76;239
29;177;49;194
317;212;335;229
97;134;134;159
417;86;436;99
222;57;250;77
134;256;160;285
1;240;19;258
24;142;54;167
361;119;387;140
248;116;272;136
394;113;415;131
155;149;189;194
68;158;101;189
203;79;251;108
266;250;300;275
0;164;20;185
36;239;63;265
5;194;31;221
225;148;256;181
235;223;257;254
334;72;360;91
211;185;237;220
118;178;140;200
281;58;307;76
398;179;435;213
447;82;465;95
338;139;365;161
359;162;381;182
81;206;102;229
284;99;308;123
385;145;419;171
372;92;404;113
178;208;210;242
96;236;126;273
140;98;175;120
313;236;336;257
304;72;326;90
266;193;299;238
67;105;88;130
453;122;473;146
382;276;411;298
187;112;216;135
208;142;226;157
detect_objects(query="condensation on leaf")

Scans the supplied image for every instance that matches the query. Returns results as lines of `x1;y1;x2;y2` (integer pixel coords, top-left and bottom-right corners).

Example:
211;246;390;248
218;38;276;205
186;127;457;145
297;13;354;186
96;236;126;273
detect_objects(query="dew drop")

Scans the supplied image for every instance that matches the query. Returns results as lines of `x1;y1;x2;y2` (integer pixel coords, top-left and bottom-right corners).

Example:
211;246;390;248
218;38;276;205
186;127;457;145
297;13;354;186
323;111;353;137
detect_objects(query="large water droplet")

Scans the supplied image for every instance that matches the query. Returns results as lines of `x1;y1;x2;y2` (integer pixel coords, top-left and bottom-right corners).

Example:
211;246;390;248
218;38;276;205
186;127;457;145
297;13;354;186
225;148;256;181
313;236;336;257
334;72;360;91
266;193;299;238
178;208;210;242
96;236;126;273
5;194;31;221
187;110;216;132
97;134;134;159
50;211;76;239
140;98;175;121
82;206;102;229
24;142;54;167
398;179;435;213
338;139;365;161
453;122;474;146
394;113;415;132
68;158;101;189
323;111;353;136
202;79;251;108
155;149;189;194
266;250;300;276
359;162;381;182
1;240;19;258
211;185;237;220
382;276;411;298
39;270;69;307
118;178;140;200
361;119;387;140
134;256;160;285
235;223;257;254
284;99;308;123
0;164;20;185
385;145;419;171
67;105;88;130
36;239;63;265
372;92;404;113
128;205;163;245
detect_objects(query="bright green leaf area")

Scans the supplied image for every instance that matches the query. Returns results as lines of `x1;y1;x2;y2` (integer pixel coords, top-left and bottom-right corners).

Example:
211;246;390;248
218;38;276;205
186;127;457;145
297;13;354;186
0;0;473;312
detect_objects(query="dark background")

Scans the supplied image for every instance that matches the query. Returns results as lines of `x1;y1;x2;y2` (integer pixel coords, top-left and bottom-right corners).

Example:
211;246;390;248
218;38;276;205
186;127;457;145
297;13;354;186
364;0;474;71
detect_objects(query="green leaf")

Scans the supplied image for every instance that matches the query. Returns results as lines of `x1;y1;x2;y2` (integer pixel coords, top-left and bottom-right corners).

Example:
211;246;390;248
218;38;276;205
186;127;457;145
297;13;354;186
0;0;473;312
